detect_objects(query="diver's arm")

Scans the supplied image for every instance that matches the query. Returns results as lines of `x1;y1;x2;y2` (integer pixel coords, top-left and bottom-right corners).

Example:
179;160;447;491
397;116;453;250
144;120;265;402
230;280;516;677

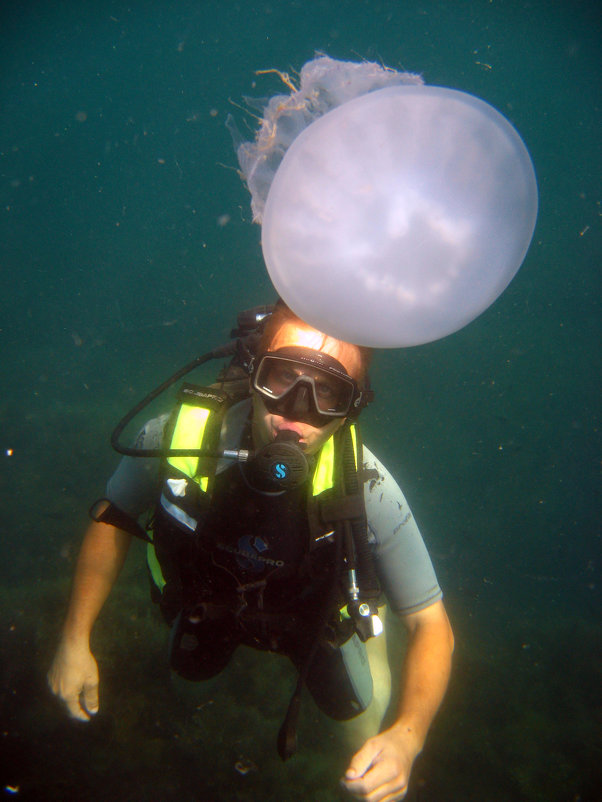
342;599;454;800
48;509;132;721
391;599;454;753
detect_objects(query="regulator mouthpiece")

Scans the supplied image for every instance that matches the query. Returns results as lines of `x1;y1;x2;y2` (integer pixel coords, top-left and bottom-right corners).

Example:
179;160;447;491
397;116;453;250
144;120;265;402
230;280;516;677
248;430;309;490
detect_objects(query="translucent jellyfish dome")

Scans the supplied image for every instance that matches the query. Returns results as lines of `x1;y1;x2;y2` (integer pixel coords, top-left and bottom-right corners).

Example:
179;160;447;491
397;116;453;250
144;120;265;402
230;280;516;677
231;56;538;347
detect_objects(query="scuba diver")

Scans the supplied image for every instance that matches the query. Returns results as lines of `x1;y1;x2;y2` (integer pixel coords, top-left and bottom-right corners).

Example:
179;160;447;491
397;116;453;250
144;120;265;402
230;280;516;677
48;300;454;802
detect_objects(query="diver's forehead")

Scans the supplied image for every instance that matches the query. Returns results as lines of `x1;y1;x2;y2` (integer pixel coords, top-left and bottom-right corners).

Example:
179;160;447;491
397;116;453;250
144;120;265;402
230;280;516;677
270;323;324;351
268;323;361;379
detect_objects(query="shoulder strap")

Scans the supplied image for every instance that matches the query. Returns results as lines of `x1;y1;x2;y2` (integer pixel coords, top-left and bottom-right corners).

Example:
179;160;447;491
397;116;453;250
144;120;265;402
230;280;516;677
163;383;230;494
309;423;381;637
307;423;365;546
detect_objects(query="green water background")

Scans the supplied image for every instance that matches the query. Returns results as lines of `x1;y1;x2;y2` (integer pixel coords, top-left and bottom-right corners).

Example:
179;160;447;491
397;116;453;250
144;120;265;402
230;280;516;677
0;1;600;800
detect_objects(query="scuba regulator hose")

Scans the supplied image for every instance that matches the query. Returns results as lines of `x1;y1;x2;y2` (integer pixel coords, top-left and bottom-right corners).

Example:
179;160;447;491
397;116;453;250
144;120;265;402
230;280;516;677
110;343;236;458
111;304;274;459
110;338;310;489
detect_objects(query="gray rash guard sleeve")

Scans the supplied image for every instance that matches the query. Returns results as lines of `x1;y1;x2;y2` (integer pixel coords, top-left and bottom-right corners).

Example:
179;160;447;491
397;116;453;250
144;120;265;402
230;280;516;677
363;445;442;615
105;415;167;519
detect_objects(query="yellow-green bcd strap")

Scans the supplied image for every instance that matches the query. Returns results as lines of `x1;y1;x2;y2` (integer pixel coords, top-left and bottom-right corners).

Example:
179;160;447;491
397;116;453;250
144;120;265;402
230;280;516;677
167;402;214;491
147;539;166;591
312;424;358;496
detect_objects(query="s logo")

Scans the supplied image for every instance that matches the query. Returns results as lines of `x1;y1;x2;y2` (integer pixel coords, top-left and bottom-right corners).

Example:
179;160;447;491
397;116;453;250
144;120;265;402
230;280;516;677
272;462;288;480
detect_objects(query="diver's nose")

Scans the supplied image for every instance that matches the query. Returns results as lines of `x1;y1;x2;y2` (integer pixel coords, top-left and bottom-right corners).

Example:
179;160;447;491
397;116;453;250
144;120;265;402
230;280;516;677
291;384;311;417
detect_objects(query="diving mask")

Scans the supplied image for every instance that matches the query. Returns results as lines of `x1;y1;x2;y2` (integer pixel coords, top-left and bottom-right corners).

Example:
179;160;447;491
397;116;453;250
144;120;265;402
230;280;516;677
251;346;368;428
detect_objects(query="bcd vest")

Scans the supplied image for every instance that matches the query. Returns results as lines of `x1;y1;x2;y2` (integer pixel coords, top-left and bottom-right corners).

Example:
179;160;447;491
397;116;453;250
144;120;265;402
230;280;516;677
147;386;364;631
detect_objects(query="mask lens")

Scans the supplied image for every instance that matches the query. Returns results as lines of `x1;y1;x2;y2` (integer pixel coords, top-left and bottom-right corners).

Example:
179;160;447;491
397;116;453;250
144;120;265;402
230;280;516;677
254;355;355;417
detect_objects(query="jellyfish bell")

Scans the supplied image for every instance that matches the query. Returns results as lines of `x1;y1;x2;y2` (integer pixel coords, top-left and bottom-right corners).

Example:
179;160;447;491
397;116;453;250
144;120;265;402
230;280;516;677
231;57;538;348
260;84;538;347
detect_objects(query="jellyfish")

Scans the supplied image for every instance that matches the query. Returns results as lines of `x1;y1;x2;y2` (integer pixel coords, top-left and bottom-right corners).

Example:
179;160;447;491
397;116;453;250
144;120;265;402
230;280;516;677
229;55;538;347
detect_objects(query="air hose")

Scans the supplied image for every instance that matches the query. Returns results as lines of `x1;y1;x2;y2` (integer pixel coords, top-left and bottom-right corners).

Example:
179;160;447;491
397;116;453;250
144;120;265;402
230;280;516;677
340;423;381;638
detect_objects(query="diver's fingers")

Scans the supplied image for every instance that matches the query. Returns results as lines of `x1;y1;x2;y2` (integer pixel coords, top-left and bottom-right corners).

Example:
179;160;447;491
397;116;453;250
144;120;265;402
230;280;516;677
47;644;99;721
48;669;93;721
80;678;99;718
344;740;383;782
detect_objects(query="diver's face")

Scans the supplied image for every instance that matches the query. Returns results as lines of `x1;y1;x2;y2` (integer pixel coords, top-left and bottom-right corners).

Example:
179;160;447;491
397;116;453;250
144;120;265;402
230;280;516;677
251;323;362;456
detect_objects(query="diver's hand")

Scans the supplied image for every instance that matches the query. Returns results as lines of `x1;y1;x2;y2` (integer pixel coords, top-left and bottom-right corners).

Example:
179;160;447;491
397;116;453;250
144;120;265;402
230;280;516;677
47;638;99;721
341;724;420;802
